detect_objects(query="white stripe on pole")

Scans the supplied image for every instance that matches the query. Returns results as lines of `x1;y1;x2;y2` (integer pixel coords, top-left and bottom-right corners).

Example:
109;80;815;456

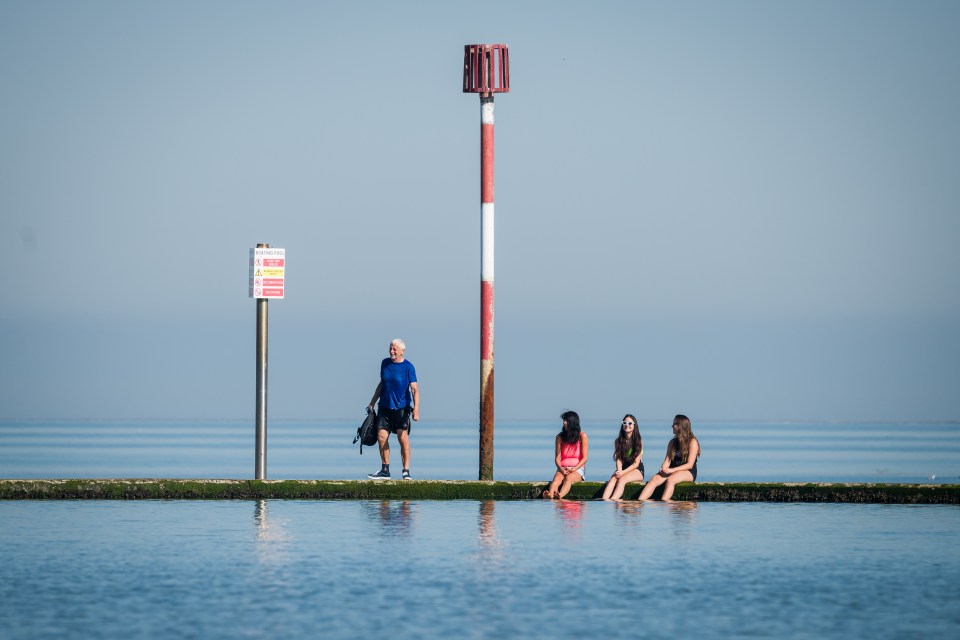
481;203;495;281
481;100;494;125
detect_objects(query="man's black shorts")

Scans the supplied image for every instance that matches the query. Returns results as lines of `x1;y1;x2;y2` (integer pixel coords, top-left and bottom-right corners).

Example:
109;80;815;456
376;407;412;434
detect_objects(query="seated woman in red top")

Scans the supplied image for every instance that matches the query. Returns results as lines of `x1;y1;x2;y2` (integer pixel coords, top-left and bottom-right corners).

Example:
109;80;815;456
542;411;589;499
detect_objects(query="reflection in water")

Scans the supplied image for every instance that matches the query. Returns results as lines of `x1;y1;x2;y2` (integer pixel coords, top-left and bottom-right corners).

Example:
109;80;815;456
476;501;506;566
666;500;698;516
555;499;586;533
4;500;957;638
666;500;698;538
478;501;500;547
363;500;416;537
253;499;291;565
613;499;644;526
254;499;268;536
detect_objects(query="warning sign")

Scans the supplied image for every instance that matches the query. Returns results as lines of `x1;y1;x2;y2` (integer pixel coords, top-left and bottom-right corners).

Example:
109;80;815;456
249;247;286;299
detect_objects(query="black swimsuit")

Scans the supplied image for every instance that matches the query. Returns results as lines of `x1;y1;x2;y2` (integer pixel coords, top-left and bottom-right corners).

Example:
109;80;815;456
623;448;644;477
671;438;698;481
623;459;645;477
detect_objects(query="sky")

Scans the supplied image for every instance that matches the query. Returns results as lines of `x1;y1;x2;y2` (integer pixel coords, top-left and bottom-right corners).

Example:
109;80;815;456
1;1;958;423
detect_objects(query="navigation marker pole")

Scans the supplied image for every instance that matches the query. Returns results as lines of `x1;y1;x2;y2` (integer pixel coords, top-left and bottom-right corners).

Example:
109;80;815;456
463;44;510;480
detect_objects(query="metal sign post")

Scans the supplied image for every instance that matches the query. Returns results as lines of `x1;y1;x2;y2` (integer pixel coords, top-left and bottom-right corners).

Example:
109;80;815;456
249;244;285;480
255;294;268;479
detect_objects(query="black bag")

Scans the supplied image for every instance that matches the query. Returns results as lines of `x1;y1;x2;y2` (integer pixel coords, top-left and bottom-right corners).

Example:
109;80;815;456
353;408;378;454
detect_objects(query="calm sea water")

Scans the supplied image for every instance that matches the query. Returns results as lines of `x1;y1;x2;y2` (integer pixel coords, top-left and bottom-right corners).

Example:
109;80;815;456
2;421;959;638
2;499;958;639
1;419;958;482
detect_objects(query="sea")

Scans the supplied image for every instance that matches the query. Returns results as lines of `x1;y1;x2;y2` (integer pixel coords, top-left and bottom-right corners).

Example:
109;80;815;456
1;419;957;482
1;420;959;639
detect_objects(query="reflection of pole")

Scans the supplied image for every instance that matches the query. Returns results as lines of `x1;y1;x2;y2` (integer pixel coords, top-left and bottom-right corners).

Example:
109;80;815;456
478;500;497;546
255;244;269;480
254;499;268;536
463;44;509;481
479;94;495;481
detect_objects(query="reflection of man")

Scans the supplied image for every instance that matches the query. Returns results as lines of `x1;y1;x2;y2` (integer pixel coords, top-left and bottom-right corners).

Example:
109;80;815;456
377;500;414;536
367;338;420;480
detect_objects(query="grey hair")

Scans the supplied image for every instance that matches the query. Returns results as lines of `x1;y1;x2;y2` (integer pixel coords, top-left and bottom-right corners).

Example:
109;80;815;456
390;338;406;350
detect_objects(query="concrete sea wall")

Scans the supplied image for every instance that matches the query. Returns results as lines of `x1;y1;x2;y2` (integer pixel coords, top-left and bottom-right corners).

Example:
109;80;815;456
1;479;958;503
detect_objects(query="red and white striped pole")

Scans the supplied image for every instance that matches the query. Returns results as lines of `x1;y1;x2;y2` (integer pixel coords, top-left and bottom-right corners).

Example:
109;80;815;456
480;94;495;481
464;44;509;480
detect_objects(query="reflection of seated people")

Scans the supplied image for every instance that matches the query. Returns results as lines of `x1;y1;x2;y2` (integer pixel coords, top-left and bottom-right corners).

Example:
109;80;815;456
667;500;698;514
556;498;585;525
667;500;698;537
614;500;644;518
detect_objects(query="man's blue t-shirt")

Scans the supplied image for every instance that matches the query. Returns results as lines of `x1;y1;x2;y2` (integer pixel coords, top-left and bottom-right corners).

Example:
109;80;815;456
379;358;417;410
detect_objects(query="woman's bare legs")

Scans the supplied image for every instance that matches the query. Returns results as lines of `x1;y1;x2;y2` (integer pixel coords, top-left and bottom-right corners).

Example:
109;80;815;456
610;468;645;500
660;470;694;501
601;474;618;500
556;470;584;499
638;472;667;500
543;471;564;499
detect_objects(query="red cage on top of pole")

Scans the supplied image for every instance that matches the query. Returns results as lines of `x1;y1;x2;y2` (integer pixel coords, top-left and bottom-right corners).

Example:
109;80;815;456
463;44;510;95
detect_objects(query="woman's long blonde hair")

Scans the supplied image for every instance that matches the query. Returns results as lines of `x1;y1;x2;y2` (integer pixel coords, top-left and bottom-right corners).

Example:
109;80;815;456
669;414;700;462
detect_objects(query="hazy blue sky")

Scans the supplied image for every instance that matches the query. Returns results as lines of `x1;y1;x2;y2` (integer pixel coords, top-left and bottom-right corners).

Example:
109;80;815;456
2;1;958;423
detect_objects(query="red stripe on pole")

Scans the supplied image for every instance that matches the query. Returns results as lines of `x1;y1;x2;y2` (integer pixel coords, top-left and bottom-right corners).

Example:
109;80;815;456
481;280;494;360
481;123;494;204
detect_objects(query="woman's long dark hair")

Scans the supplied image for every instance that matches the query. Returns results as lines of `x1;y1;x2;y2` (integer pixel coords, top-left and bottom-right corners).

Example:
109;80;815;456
558;410;581;444
613;414;642;466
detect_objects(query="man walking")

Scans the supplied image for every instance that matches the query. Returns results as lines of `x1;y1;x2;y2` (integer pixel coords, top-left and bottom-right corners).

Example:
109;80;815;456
367;338;420;480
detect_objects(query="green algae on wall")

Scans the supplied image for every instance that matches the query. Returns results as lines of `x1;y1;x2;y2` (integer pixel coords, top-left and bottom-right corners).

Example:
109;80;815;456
1;479;958;503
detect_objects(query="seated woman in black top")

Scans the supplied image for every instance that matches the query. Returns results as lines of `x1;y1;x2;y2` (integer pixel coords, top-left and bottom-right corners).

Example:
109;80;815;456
638;414;700;501
600;413;645;500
